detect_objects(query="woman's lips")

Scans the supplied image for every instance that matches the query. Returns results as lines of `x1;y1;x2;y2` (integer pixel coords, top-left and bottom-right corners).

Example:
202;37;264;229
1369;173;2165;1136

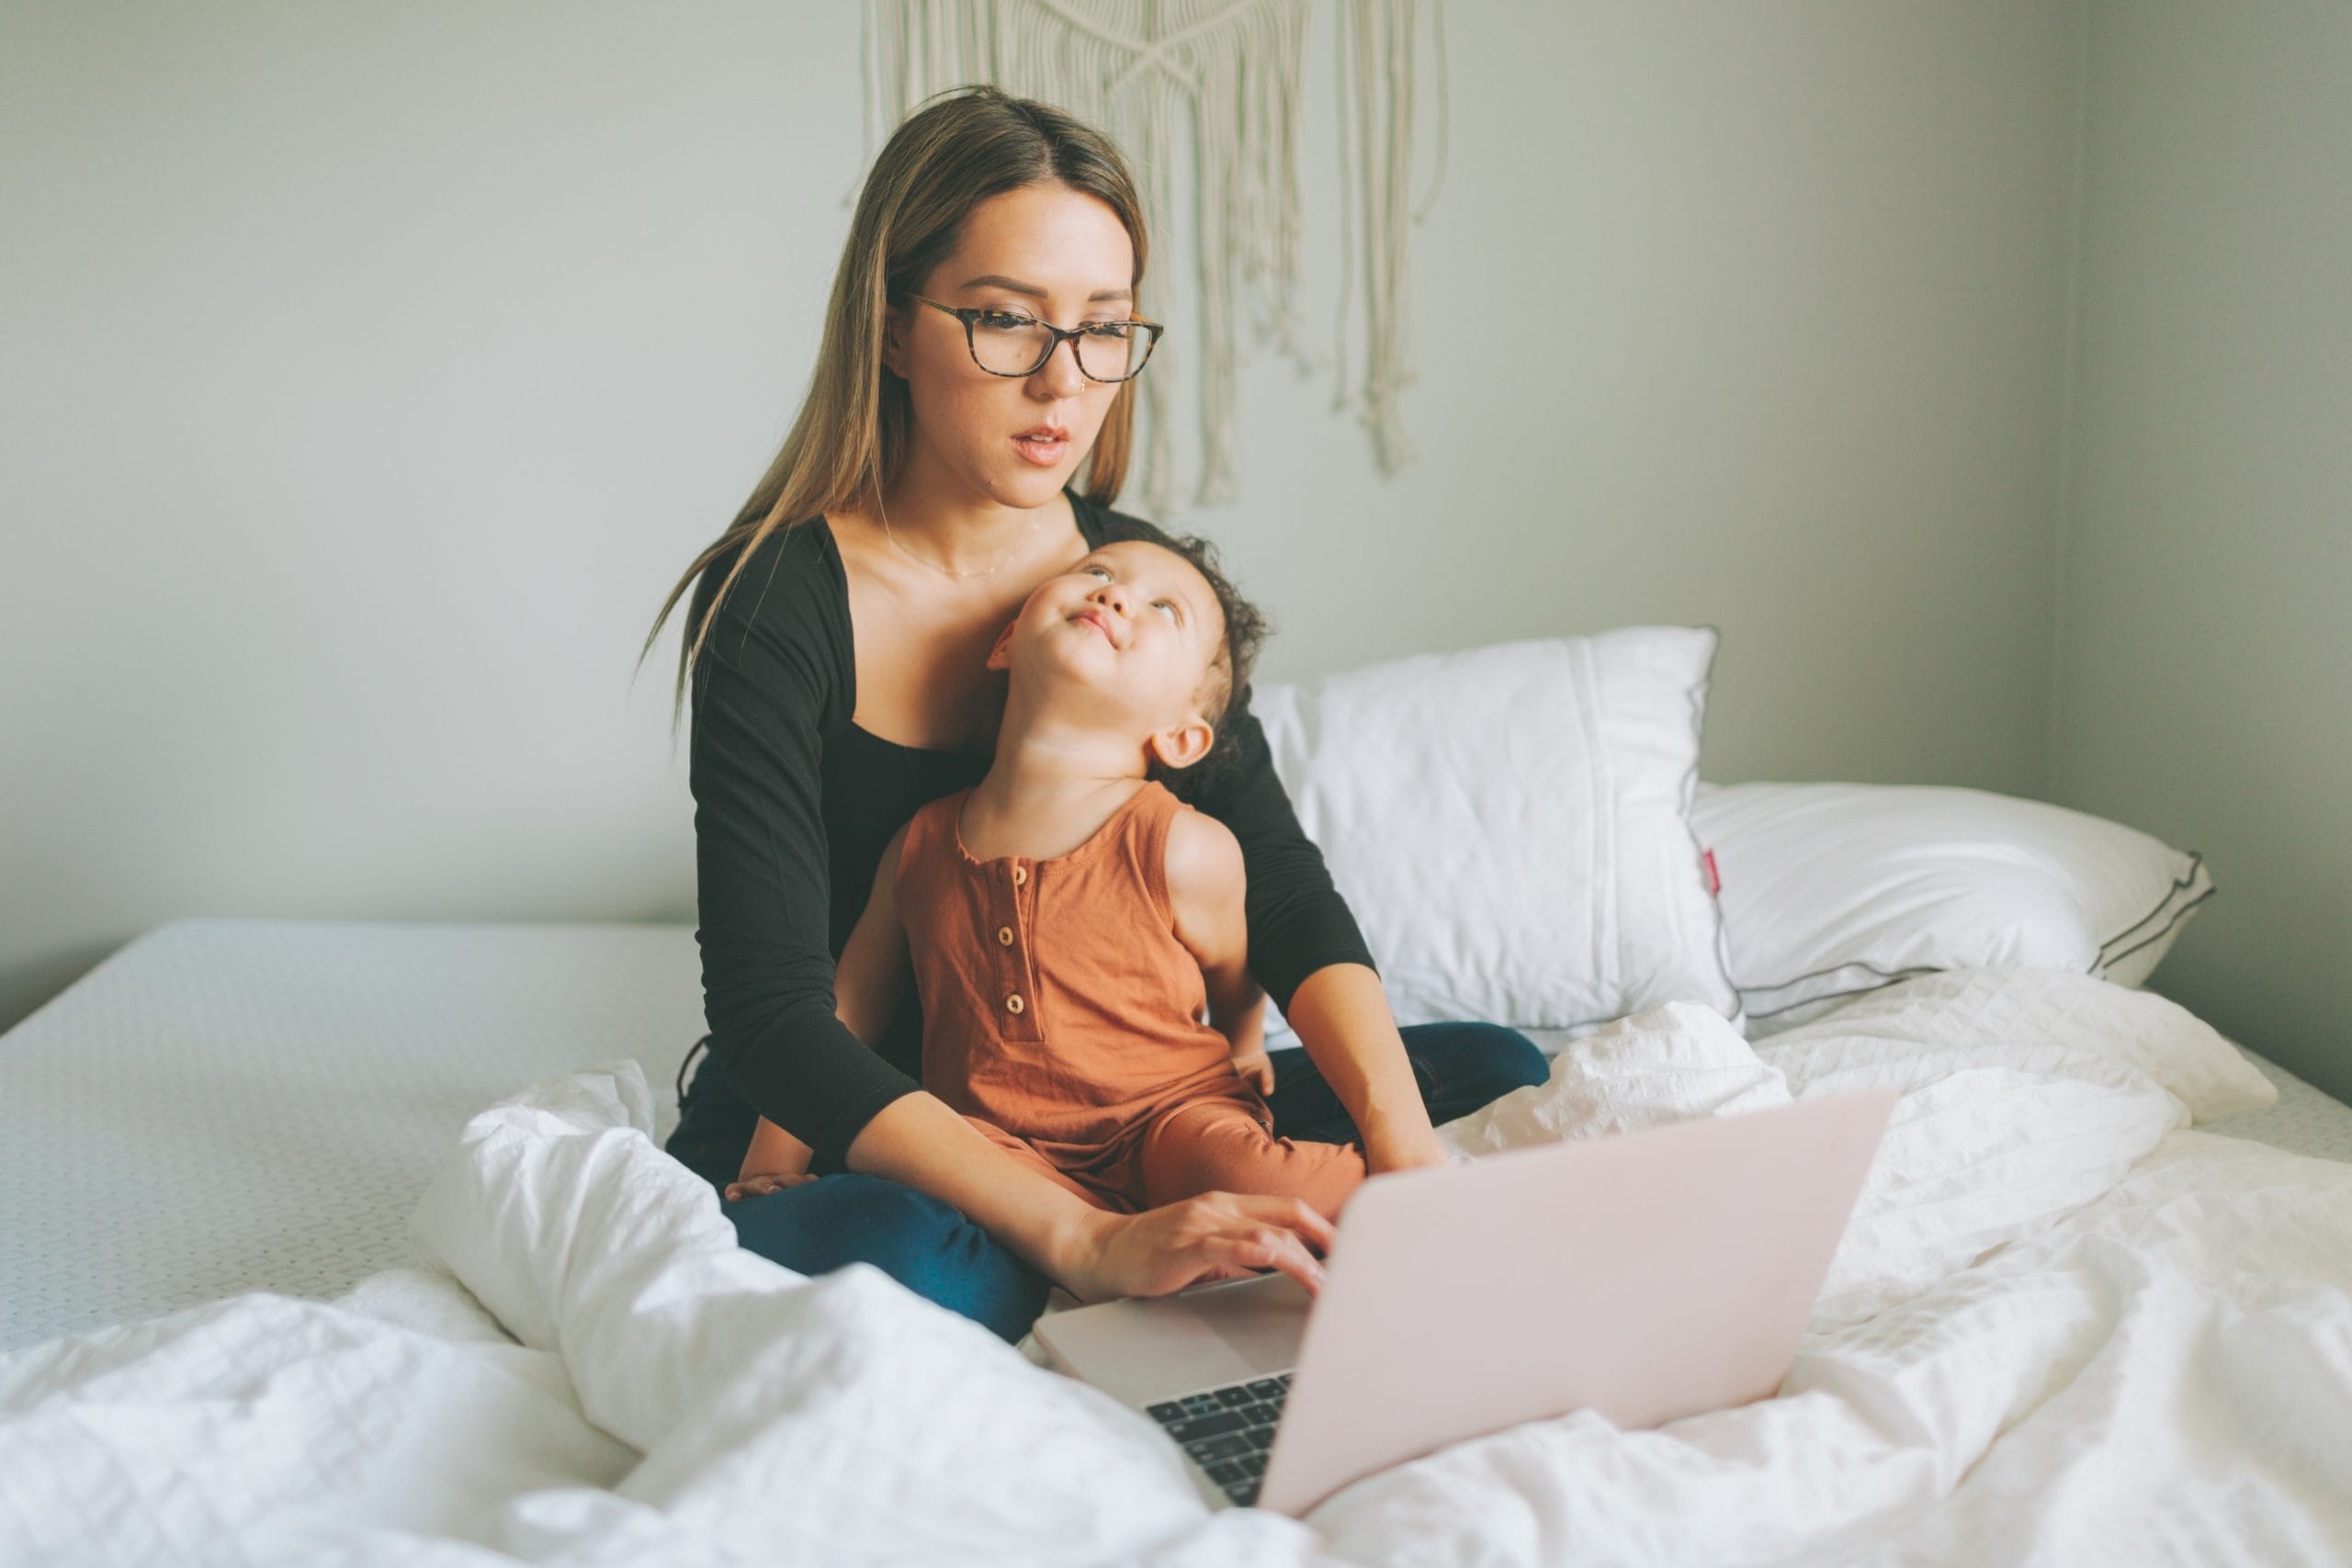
1012;429;1069;467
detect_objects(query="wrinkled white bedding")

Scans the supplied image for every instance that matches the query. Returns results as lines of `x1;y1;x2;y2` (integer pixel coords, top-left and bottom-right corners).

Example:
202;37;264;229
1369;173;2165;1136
6;969;2350;1567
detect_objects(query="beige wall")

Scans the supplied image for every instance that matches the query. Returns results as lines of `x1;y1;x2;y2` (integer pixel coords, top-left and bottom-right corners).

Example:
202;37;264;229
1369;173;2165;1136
5;4;2086;1024
2049;1;2352;1100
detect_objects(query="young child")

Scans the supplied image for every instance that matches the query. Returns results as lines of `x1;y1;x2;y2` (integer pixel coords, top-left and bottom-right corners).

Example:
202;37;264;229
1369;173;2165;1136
726;534;1368;1222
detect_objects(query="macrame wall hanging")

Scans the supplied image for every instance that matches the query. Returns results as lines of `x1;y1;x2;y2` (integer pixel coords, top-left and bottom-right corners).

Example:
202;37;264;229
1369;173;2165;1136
864;0;1447;515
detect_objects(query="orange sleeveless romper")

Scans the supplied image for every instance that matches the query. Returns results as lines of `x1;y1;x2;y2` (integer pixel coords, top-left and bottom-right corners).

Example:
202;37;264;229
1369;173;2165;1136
895;780;1366;1220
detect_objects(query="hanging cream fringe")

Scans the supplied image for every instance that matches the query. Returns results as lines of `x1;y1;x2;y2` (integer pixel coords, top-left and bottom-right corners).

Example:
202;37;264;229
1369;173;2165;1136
865;0;1442;513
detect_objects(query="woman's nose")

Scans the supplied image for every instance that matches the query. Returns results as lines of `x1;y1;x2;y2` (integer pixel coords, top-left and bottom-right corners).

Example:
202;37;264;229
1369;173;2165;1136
1031;334;1087;397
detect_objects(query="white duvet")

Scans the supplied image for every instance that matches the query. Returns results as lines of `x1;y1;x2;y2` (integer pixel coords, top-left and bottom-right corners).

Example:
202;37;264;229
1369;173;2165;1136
6;968;2350;1567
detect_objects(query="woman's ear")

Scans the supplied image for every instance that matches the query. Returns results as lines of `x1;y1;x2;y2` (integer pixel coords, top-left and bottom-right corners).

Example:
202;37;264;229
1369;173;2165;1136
880;303;910;379
983;620;1020;671
1146;716;1215;773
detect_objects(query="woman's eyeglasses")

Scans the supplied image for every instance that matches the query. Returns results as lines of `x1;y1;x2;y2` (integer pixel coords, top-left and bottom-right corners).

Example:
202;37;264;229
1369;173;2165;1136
908;295;1163;383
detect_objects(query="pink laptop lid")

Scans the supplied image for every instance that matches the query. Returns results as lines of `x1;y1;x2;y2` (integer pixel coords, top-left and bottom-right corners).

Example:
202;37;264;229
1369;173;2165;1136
1256;1088;1896;1516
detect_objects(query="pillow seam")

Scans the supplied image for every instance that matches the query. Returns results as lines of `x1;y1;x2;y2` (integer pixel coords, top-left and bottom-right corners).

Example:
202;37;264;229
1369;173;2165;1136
1737;848;2212;1005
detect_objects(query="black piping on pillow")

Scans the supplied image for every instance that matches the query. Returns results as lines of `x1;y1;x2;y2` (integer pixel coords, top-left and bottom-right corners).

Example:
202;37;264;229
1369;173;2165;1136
1736;849;2215;1030
2097;852;2215;973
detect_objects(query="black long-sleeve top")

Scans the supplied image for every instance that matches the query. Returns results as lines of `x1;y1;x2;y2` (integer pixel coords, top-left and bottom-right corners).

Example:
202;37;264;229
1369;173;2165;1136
687;491;1377;1172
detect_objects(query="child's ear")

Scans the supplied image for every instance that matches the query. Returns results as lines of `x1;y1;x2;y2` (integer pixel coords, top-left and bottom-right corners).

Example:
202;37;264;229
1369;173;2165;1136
1147;716;1215;773
983;620;1019;671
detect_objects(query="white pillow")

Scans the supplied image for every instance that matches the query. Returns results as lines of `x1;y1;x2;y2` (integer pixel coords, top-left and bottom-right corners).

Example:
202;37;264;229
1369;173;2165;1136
1253;628;1738;1040
1693;782;2213;1035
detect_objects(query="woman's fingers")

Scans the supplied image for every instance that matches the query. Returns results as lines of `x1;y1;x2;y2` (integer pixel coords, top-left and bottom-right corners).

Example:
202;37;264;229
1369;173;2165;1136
723;1171;819;1202
1204;1226;1326;1296
1069;1192;1341;1304
1230;1193;1339;1257
1185;1194;1334;1296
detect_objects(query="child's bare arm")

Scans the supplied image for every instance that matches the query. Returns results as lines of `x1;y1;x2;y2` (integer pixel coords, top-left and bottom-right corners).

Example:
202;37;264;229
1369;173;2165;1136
833;821;915;1048
730;825;914;1195
1165;807;1272;1089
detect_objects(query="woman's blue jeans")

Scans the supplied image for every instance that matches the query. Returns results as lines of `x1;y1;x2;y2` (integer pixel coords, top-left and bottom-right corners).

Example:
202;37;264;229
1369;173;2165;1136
663;1022;1549;1345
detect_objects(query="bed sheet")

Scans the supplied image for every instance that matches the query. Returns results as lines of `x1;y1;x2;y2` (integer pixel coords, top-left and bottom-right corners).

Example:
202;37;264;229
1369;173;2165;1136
5;965;2348;1566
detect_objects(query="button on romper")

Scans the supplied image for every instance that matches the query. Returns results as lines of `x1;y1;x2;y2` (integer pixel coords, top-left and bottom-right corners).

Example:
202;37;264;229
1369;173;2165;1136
896;780;1367;1221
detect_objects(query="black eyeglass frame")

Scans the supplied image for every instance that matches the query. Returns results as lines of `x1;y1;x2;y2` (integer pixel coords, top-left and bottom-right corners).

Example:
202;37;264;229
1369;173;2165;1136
907;294;1164;383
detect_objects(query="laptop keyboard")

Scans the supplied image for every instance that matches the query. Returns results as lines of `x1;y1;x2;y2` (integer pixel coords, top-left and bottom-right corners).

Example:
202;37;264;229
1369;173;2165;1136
1145;1371;1290;1507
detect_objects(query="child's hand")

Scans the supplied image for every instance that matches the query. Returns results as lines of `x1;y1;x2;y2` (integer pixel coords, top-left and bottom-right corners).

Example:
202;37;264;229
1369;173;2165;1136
723;1170;820;1203
1229;1045;1277;1096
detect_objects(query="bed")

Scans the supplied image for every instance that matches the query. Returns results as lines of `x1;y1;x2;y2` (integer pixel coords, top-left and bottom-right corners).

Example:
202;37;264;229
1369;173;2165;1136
6;916;2343;1359
3;914;2350;1565
6;623;2350;1563
0;919;698;1355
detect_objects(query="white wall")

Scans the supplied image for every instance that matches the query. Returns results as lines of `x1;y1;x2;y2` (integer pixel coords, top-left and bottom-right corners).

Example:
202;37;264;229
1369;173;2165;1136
2049;1;2352;1100
2;3;2087;1027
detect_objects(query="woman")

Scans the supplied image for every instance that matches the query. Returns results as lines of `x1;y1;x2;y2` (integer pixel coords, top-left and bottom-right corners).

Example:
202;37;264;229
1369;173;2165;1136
649;85;1547;1345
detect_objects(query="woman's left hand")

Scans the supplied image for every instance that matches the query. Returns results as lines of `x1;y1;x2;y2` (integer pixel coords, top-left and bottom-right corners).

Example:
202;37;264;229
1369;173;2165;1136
723;1170;820;1202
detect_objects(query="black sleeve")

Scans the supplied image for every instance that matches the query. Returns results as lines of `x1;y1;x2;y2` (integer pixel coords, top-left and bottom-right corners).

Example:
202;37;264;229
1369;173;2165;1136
687;529;922;1170
1187;684;1380;1010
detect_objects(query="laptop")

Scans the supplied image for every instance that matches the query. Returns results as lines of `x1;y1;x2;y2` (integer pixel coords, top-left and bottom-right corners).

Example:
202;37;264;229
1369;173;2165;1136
1033;1087;1896;1516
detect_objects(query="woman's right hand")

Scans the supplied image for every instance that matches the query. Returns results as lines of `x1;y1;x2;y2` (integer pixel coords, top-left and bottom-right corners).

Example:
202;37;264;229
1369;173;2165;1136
1056;1191;1338;1304
839;1094;1339;1307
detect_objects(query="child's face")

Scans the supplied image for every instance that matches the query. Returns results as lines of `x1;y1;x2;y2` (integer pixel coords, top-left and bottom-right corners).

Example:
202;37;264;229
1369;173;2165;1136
989;539;1227;764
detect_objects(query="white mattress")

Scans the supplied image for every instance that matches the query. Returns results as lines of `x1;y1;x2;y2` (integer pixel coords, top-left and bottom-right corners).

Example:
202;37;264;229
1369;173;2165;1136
2;918;2345;1357
0;919;700;1354
2200;1044;2352;1161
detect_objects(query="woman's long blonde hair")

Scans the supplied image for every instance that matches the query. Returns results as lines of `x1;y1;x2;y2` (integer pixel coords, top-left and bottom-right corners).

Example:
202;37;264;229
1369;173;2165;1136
641;85;1151;716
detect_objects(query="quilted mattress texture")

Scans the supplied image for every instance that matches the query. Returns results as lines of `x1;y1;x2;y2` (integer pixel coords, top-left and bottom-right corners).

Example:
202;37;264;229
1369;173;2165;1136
0;919;701;1352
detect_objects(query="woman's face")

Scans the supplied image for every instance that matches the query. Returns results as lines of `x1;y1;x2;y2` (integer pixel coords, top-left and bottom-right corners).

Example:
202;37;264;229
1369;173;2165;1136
885;181;1136;513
